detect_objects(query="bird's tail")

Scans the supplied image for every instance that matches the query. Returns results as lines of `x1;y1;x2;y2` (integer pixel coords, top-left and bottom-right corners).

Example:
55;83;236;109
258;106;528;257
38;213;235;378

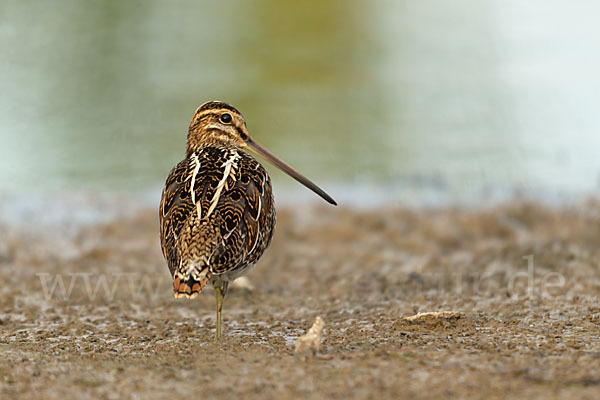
173;265;210;299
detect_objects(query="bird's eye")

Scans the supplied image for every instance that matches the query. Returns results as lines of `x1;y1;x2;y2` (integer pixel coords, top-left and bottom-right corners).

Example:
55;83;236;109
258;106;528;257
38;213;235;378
220;113;232;123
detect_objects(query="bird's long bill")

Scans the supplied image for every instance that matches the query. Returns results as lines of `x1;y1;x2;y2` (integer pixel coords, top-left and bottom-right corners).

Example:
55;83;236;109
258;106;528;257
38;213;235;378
246;138;337;206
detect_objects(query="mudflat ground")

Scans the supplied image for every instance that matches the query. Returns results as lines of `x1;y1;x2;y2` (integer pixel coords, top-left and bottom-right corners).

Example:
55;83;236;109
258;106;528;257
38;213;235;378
1;199;599;399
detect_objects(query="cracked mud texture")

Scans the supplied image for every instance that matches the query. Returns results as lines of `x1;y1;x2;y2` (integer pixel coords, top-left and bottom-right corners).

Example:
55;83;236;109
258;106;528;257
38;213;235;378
1;199;599;399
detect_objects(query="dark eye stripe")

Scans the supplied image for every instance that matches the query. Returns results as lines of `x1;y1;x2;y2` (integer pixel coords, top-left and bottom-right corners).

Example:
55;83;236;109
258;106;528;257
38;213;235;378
235;126;248;140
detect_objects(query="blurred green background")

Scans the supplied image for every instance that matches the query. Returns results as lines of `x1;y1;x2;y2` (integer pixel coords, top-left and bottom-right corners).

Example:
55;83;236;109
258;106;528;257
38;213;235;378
1;0;600;204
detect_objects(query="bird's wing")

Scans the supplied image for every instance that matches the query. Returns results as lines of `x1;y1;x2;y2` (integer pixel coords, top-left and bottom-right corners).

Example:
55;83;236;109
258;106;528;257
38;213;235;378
159;156;196;277
209;148;276;273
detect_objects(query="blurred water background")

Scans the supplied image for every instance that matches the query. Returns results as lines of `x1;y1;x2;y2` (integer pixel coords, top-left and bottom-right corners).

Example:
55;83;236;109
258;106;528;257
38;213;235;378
2;0;600;207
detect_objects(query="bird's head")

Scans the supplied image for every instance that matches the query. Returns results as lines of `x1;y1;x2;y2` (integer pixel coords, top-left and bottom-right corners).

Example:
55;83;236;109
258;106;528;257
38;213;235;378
187;101;249;151
186;101;337;206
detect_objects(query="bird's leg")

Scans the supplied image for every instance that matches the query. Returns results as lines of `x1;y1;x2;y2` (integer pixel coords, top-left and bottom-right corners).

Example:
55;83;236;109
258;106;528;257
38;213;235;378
214;281;229;340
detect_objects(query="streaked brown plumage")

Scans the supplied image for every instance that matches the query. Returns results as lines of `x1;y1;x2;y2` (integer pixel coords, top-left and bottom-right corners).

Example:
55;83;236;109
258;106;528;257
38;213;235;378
159;101;336;339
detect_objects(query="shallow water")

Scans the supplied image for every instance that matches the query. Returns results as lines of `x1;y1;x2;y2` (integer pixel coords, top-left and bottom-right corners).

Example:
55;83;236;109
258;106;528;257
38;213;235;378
2;0;600;204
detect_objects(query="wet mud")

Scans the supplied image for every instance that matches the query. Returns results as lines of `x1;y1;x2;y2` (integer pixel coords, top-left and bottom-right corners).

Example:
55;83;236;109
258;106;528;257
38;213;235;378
1;199;599;399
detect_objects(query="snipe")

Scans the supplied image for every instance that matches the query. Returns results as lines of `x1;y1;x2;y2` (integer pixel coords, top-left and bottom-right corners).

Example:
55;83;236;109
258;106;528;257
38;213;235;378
159;101;336;339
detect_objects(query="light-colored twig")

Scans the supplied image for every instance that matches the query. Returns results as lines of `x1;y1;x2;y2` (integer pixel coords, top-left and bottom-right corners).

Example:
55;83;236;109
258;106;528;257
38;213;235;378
295;316;324;359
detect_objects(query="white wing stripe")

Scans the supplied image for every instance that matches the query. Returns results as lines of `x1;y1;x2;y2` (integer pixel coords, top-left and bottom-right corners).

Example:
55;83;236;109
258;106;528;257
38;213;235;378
190;153;201;206
207;151;240;218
